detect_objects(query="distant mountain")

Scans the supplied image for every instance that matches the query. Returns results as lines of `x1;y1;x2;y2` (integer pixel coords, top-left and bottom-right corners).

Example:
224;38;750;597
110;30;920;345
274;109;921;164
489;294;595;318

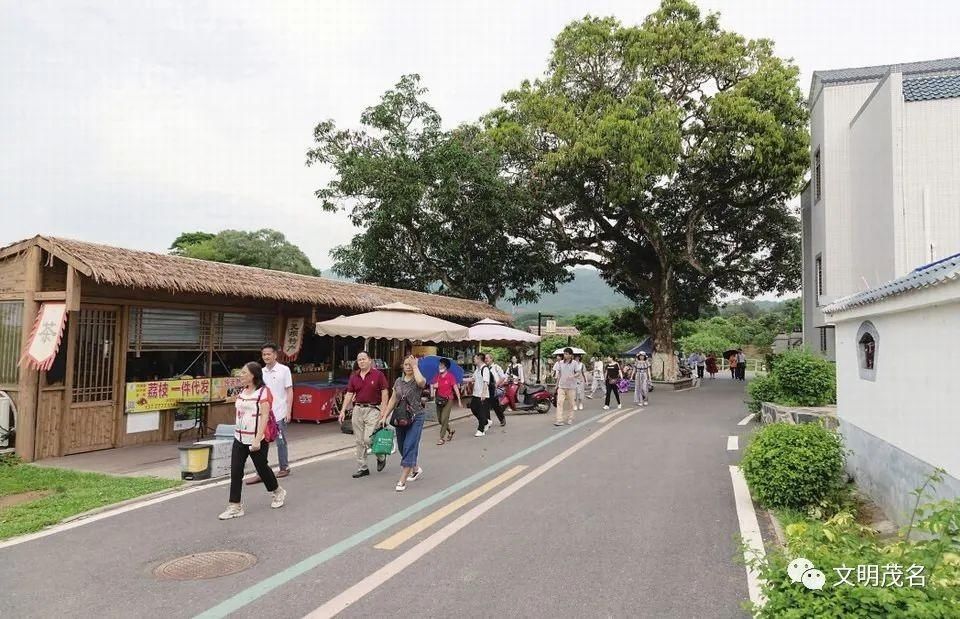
498;268;631;316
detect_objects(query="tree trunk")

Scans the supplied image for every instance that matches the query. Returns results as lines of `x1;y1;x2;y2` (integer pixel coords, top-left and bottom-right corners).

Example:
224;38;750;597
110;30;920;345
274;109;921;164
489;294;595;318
650;281;677;382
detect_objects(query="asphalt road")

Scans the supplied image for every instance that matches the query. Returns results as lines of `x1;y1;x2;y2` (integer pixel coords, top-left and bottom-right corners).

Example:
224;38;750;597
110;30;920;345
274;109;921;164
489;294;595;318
0;376;756;618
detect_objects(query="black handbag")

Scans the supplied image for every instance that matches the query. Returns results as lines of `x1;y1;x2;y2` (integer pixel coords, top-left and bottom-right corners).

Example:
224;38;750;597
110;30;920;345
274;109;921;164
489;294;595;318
390;401;415;427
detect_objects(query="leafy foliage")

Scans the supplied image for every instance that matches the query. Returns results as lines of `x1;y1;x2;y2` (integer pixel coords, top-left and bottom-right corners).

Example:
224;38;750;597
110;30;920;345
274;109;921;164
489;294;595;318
488;2;808;376
749;497;960;616
168;229;318;276
746;374;780;414
772;348;836;407
678;330;736;356
741;422;845;510
305;75;571;306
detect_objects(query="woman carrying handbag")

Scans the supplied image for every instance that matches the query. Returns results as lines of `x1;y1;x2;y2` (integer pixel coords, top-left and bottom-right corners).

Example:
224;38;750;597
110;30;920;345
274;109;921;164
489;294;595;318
380;356;427;492
431;357;461;445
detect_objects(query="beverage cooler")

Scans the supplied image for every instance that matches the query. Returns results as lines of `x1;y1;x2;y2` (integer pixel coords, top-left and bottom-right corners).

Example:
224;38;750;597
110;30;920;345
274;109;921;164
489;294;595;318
291;381;344;423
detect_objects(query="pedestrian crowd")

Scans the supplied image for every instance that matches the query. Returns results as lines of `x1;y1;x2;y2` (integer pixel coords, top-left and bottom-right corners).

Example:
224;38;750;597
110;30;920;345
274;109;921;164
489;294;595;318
218;342;752;518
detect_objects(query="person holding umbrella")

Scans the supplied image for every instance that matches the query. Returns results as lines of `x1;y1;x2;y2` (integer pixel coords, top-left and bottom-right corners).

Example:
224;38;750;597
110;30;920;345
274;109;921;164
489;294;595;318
724;349;739;380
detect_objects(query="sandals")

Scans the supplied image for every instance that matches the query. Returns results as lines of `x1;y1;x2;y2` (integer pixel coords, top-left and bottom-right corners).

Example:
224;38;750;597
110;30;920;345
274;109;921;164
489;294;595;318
447;429;455;441
437;438;446;445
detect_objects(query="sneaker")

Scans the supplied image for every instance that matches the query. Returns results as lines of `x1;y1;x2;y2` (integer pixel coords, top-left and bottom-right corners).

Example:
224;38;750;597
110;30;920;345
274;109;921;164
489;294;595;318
618;404;622;409
218;504;244;520
485;420;493;432
271;487;286;509
277;468;290;478
377;455;387;472
474;430;485;437
603;405;609;410
352;468;370;478
643;402;649;407
579;404;585;410
565;420;573;425
553;421;564;426
408;467;423;482
500;420;507;427
395;482;406;492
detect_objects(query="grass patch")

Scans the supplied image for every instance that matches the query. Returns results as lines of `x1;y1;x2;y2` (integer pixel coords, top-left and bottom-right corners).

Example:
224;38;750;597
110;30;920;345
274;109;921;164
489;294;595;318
0;457;181;540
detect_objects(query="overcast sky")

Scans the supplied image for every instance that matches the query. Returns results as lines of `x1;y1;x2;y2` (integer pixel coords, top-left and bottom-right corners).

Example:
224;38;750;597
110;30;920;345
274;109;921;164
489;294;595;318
2;0;958;272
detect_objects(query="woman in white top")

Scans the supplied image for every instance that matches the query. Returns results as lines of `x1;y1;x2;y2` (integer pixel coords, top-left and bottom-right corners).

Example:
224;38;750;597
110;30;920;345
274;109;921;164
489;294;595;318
219;361;287;520
507;355;525;384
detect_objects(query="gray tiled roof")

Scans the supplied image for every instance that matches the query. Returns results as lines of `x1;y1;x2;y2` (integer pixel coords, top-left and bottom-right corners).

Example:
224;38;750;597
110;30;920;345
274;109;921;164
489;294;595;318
824;253;960;314
903;73;960;101
810;56;960;100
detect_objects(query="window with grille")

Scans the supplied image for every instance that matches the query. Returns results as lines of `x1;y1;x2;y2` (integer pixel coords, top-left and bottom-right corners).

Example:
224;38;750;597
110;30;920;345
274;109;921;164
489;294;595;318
820;328;828;353
128;307;207;352
216;313;274;350
815;254;824;304
73;309;117;403
0;302;23;385
814;148;822;202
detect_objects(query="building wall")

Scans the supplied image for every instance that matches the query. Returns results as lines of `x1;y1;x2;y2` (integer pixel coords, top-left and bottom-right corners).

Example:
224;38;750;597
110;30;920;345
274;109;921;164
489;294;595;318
848;75;899;289
834;296;960;523
801;183;814;352
901;96;960;272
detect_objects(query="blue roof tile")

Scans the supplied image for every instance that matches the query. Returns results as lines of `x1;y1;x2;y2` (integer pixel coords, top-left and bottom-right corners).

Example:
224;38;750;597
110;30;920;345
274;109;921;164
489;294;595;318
824;253;960;314
903;73;960;101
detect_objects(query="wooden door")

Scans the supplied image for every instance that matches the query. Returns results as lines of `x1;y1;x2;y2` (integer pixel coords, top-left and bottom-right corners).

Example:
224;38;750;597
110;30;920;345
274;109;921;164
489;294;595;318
64;307;119;455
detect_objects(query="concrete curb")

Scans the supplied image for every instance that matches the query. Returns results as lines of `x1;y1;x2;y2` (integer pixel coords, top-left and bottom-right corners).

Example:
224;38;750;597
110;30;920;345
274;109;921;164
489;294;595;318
767;509;788;548
54;411;478;524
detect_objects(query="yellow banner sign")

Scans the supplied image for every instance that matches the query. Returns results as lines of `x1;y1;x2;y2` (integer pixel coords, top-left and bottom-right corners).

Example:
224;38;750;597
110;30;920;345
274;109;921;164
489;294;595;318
125;377;245;413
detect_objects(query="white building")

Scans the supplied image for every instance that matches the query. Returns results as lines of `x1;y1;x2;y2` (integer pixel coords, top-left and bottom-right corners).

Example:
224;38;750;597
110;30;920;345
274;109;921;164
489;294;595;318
802;57;960;361
824;253;960;526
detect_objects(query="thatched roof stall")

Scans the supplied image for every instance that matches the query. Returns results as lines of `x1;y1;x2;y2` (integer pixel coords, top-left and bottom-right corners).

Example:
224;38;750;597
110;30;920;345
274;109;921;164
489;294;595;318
0;235;509;462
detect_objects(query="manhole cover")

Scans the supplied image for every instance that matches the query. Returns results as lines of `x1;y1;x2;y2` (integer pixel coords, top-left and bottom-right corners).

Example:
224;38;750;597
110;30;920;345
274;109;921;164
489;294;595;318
153;551;257;581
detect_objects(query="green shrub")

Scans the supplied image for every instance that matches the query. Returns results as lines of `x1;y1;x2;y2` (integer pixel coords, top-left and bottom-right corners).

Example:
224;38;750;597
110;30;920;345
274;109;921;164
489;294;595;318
741;423;845;510
771;348;836;406
746;374;781;414
748;502;960;617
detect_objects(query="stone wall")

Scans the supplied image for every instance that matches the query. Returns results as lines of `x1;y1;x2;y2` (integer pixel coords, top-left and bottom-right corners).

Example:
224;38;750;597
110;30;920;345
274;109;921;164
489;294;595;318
759;402;838;430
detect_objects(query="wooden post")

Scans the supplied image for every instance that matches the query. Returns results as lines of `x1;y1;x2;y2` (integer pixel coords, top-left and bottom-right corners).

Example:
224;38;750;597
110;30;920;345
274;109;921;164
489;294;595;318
16;246;41;462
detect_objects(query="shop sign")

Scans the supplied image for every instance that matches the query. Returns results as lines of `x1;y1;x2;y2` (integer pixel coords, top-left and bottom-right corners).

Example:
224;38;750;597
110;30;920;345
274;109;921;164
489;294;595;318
126;376;248;413
21;303;68;371
282;317;305;360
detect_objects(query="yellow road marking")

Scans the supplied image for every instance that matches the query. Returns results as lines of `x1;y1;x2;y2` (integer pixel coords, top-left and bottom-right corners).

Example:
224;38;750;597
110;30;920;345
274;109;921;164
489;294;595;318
374;465;528;550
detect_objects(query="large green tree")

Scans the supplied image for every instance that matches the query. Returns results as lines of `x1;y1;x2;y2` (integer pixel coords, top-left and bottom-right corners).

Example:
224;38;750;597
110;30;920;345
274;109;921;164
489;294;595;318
169;229;318;276
487;1;808;379
305;75;572;306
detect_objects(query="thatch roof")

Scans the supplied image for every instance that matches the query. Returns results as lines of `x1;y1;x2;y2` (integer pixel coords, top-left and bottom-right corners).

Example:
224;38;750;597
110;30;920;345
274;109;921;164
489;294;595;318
0;236;512;323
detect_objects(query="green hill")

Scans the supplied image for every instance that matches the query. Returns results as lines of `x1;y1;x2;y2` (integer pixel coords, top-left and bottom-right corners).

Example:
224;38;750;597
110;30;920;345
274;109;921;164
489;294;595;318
498;268;631;316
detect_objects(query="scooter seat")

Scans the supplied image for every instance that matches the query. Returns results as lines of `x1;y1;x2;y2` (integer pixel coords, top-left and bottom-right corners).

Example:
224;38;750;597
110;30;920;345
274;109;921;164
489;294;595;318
525;384;547;394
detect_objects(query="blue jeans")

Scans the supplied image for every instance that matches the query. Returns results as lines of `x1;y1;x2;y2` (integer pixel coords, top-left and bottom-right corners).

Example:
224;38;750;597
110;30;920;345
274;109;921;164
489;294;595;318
395;414;425;468
276;419;289;470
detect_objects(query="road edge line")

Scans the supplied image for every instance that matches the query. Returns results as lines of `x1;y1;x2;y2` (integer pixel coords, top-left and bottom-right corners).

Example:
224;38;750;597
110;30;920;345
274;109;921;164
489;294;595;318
729;465;766;609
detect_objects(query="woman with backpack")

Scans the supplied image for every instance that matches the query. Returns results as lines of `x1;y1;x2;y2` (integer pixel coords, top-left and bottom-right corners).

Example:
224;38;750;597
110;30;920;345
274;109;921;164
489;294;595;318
380;355;427;492
219;361;287;520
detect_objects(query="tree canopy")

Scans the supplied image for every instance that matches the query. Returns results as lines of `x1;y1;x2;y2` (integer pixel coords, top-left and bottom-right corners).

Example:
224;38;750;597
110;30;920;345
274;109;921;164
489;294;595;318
168;229;318;276
487;0;808;378
305;74;572;306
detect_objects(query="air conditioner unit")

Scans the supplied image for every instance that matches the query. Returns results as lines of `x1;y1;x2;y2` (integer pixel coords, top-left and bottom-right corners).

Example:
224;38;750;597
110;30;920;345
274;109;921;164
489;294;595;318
0;394;11;448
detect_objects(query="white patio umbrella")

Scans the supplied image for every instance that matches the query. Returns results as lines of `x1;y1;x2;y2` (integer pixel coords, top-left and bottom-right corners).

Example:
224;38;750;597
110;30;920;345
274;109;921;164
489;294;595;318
315;302;469;342
466;318;541;346
552;347;587;356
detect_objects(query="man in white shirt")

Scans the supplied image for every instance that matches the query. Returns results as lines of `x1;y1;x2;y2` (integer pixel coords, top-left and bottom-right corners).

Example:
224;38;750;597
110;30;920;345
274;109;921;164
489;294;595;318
248;343;294;484
552;348;579;426
469;353;493;437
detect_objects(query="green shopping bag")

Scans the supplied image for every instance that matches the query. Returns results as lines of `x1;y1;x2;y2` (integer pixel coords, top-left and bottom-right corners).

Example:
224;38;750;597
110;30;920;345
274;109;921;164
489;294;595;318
371;427;396;456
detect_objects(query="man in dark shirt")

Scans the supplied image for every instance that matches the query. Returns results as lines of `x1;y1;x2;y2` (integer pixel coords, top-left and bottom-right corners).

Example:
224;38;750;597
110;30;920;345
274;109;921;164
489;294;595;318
339;351;390;478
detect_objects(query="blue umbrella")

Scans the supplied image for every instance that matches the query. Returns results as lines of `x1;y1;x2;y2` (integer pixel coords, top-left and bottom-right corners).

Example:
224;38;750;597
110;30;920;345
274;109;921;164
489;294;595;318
417;355;465;384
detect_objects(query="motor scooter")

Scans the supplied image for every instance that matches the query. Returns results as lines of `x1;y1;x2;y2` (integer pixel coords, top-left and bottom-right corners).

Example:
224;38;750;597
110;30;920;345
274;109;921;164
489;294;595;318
500;376;552;414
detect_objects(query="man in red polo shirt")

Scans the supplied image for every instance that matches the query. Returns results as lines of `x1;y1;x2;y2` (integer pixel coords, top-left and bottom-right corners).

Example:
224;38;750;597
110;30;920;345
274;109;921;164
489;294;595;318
338;351;390;478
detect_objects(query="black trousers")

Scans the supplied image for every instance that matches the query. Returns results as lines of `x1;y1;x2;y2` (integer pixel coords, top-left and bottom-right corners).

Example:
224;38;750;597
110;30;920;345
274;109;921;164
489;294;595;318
470;396;490;432
604;382;621;406
230;439;278;503
697;365;704;378
738;365;746;381
488;395;505;424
